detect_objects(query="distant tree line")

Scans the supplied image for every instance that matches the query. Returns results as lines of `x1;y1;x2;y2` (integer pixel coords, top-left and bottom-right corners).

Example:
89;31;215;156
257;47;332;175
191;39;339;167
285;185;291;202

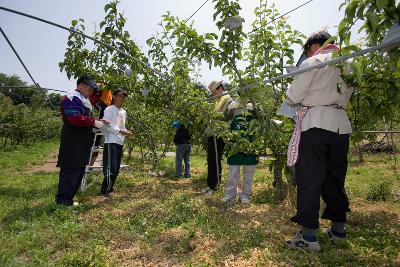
0;73;61;148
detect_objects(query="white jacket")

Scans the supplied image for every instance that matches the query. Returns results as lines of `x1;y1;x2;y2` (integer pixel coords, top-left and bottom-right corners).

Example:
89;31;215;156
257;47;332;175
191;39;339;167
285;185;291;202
101;105;127;145
287;50;353;134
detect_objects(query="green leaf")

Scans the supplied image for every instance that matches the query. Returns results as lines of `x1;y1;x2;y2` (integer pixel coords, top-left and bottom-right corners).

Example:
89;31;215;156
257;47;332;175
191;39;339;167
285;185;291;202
345;0;360;19
365;13;379;33
351;61;363;84
376;0;389;9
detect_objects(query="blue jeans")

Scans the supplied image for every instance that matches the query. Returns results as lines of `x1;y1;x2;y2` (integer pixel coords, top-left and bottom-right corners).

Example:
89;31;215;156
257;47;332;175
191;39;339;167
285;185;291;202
175;144;191;177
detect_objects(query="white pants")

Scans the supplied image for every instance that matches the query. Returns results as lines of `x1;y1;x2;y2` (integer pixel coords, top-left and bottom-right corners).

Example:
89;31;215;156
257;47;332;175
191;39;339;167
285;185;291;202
223;165;256;200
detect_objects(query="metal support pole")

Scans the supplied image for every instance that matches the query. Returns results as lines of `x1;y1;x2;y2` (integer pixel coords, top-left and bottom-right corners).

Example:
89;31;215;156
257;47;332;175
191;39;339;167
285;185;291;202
0;27;44;94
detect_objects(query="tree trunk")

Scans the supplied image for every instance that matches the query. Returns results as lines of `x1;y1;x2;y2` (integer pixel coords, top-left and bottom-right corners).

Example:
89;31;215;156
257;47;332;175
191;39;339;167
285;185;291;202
273;166;283;187
355;143;364;163
127;145;133;160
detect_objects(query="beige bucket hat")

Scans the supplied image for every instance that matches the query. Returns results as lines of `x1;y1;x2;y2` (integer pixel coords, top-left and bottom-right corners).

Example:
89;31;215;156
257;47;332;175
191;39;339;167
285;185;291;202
207;80;223;94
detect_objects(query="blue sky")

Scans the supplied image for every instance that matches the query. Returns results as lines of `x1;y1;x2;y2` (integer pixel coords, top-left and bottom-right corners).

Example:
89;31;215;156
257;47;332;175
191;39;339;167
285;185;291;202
0;0;361;93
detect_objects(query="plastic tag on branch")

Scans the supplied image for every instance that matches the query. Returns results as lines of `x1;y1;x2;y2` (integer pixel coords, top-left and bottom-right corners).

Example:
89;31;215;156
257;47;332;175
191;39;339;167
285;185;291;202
124;65;132;77
141;88;149;97
224;16;244;30
272;119;283;126
383;23;400;51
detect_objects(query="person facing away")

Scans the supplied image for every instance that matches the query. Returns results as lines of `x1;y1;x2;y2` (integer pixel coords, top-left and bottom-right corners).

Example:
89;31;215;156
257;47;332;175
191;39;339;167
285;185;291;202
56;76;108;207
202;80;233;195
222;99;258;204
172;121;192;178
285;31;353;252
99;88;132;196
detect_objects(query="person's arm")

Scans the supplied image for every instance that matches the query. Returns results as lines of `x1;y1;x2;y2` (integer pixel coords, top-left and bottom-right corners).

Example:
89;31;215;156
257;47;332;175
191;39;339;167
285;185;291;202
102;108;131;136
221;96;234;121
61;97;95;127
226;100;239;121
286;59;317;104
120;110;132;136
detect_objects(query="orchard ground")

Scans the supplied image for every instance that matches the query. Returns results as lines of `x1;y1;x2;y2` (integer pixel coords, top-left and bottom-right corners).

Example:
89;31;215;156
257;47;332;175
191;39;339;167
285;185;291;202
0;140;399;266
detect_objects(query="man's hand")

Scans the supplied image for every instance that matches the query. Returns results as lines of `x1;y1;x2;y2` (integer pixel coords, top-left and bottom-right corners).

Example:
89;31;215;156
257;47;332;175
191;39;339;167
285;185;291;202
99;119;110;125
94;120;104;128
119;129;133;136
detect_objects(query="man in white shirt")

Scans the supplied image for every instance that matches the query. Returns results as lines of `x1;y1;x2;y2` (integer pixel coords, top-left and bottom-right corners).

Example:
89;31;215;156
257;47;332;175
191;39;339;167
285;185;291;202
285;31;353;252
99;89;132;196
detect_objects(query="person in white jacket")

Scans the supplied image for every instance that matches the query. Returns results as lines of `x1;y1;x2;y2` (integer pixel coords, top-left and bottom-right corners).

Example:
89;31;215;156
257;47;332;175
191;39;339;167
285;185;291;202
99;89;132;196
285;31;353;252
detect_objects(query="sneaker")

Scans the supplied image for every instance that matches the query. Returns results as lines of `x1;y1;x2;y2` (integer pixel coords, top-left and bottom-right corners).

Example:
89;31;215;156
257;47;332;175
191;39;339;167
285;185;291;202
201;187;214;195
324;228;346;243
286;232;321;252
240;197;251;204
222;196;235;203
66;201;80;208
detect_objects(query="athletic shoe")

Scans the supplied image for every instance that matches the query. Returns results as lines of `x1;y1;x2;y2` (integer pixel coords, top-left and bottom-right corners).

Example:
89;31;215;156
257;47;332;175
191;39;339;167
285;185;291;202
222;196;235;203
240;197;251;204
201;187;214;195
286;232;321;252
324;228;346;243
66;201;80;208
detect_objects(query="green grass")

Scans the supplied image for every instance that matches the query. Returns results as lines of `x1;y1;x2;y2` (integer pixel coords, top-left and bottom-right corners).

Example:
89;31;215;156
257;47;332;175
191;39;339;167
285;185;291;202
0;142;399;266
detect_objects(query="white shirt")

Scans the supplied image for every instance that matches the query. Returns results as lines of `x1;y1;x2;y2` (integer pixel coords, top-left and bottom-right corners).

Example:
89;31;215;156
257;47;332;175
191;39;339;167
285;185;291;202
287;50;353;134
101;105;127;145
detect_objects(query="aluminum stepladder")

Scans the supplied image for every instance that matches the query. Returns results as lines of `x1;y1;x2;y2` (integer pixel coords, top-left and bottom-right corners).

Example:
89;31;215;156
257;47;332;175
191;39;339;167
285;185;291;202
80;129;129;191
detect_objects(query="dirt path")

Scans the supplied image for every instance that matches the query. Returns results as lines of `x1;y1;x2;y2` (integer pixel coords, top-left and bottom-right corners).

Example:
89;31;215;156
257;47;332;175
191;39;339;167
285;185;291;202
30;151;59;173
30;150;179;174
30;150;106;173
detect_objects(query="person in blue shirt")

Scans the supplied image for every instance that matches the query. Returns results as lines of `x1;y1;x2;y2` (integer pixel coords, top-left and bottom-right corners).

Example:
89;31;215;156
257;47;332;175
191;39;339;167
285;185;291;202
172;121;192;178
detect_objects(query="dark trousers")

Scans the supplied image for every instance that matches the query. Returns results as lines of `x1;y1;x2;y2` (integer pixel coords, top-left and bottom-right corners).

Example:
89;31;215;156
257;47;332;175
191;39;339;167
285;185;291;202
100;143;123;194
291;128;351;229
56;167;85;206
207;136;225;190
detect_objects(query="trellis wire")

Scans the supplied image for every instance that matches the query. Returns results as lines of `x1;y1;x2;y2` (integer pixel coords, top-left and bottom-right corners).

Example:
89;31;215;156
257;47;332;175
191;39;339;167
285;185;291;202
246;0;315;35
0;86;68;94
363;131;400;134
0;6;169;82
207;36;400;101
184;0;210;23
0;27;44;94
0;26;56;108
